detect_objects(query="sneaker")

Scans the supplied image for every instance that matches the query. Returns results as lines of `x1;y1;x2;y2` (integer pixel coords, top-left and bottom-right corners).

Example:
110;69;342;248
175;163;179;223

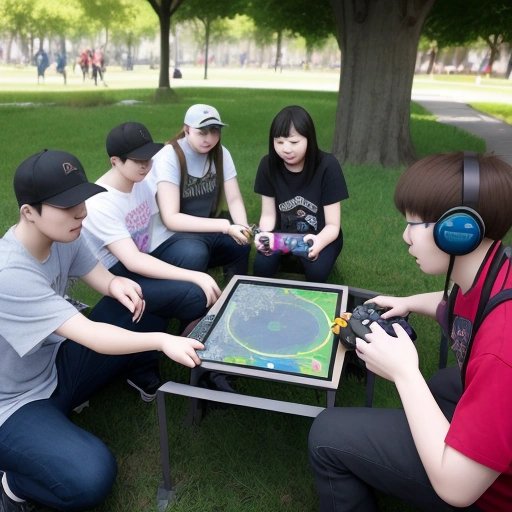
126;377;161;403
0;472;39;512
198;372;236;393
72;400;89;414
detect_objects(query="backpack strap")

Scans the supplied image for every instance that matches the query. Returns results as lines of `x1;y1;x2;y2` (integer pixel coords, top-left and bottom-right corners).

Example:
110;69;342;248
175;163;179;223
169;140;187;202
211;146;225;217
460;244;511;385
482;288;512;318
170;140;225;218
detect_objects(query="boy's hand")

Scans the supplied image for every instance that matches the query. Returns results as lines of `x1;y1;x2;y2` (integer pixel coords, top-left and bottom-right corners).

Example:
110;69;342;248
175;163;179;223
192;272;221;307
108;276;145;323
160;334;204;367
355;323;419;382
366;295;411;319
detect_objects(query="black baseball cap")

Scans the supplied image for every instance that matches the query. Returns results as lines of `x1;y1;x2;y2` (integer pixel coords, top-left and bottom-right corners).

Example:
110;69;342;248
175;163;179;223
14;149;106;208
106;121;163;160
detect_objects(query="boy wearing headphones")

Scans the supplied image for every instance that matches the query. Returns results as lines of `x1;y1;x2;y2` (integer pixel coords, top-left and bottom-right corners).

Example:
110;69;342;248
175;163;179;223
309;152;512;511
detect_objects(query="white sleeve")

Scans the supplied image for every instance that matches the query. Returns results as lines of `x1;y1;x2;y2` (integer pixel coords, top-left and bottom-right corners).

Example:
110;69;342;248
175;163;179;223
222;146;237;181
151;145;181;186
83;193;131;249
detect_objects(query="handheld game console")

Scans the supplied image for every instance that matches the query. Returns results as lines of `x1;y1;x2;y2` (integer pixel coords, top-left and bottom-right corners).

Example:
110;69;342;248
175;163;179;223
332;303;417;350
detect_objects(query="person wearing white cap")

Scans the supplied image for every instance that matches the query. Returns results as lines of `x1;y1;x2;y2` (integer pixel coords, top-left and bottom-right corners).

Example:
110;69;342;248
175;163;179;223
148;104;251;281
82;121;222;400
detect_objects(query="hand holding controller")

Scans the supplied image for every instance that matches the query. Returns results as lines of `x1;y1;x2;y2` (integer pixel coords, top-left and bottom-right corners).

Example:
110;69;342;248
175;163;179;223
333;303;417;350
255;232;313;259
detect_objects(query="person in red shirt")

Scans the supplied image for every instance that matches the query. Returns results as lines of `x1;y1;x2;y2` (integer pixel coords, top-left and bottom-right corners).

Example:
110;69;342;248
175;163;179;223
309;152;512;511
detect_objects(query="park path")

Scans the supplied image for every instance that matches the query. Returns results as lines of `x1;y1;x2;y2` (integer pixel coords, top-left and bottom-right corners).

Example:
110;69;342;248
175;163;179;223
413;96;512;165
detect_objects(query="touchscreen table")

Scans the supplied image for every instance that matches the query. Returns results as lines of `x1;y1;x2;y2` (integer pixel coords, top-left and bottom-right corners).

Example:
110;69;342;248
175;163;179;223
188;276;349;389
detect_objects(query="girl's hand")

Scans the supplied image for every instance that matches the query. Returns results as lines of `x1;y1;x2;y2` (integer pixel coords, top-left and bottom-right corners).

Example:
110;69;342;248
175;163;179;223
366;295;411;319
227;224;251;245
355;322;419;382
255;232;274;256
303;234;319;261
108;276;145;323
160;334;204;368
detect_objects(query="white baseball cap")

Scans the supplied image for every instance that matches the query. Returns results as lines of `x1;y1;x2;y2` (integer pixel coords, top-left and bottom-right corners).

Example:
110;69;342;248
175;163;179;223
184;104;228;128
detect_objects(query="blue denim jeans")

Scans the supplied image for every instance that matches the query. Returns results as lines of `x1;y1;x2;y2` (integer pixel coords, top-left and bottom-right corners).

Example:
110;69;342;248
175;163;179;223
156;232;250;278
89;242;209;331
308;367;481;511
253;231;343;283
0;340;158;511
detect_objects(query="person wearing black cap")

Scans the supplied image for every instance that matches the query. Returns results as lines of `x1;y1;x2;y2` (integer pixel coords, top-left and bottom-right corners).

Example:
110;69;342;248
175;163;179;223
82;122;221;393
0;149;204;511
148;104;251;281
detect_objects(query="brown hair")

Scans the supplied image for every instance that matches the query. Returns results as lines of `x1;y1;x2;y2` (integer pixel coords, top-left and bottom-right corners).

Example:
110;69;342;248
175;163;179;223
394;152;512;240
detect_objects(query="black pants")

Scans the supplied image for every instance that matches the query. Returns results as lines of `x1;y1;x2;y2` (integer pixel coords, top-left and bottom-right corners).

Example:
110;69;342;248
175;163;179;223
254;231;343;283
308;367;481;511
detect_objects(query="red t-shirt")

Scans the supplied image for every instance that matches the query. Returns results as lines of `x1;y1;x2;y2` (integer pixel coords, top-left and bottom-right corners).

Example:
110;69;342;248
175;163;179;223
445;243;512;511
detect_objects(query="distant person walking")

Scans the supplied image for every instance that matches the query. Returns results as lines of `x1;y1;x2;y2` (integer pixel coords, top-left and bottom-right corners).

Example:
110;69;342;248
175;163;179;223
91;47;106;86
34;48;49;84
78;49;91;81
56;52;67;85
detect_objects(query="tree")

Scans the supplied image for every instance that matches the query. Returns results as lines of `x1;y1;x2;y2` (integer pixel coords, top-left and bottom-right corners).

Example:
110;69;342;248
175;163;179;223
245;0;334;70
0;0;83;63
109;0;156;68
329;0;435;167
146;0;184;90
78;0;133;51
175;0;243;79
424;0;512;75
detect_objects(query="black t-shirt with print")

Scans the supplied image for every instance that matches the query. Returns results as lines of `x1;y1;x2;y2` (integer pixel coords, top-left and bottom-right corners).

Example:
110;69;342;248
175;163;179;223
254;151;349;234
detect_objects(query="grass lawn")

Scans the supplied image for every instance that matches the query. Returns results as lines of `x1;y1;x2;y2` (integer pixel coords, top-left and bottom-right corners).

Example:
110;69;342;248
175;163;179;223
0;86;489;511
471;102;512;124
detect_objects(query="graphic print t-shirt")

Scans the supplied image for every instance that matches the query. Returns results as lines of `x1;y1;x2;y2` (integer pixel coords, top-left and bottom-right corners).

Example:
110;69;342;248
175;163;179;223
83;180;170;269
253;151;348;234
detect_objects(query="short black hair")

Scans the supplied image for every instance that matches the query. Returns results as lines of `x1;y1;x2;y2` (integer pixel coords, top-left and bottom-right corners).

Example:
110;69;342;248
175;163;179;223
268;105;320;183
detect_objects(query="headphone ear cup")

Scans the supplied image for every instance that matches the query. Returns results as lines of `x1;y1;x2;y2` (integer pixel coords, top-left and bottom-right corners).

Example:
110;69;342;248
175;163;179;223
433;207;485;255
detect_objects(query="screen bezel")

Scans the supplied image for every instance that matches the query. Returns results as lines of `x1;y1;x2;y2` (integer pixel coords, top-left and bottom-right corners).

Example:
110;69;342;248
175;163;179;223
195;276;348;389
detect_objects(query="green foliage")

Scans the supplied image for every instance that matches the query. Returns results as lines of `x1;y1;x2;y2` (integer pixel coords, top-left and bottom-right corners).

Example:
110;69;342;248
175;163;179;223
243;0;335;50
0;87;488;512
424;0;512;47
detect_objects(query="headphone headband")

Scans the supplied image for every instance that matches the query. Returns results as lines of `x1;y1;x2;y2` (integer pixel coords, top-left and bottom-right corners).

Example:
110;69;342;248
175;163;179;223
462;152;480;209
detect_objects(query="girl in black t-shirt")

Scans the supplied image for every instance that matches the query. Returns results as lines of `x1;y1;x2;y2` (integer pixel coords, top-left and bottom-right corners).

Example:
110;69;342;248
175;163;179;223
253;105;349;282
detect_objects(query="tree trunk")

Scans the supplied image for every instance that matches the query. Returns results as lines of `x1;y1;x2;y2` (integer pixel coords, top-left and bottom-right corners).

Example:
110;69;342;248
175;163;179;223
146;0;184;90
487;34;501;74
158;12;171;88
274;30;282;72
330;0;435;167
204;19;210;80
426;46;437;74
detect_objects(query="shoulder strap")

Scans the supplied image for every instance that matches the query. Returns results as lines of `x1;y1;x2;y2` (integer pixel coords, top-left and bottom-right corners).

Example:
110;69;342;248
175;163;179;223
211;146;225;217
482;288;512;318
171;140;226;218
460;244;511;385
169;140;187;201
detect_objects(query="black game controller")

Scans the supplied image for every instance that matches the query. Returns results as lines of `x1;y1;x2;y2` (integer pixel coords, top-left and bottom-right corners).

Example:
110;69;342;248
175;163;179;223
337;303;417;350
